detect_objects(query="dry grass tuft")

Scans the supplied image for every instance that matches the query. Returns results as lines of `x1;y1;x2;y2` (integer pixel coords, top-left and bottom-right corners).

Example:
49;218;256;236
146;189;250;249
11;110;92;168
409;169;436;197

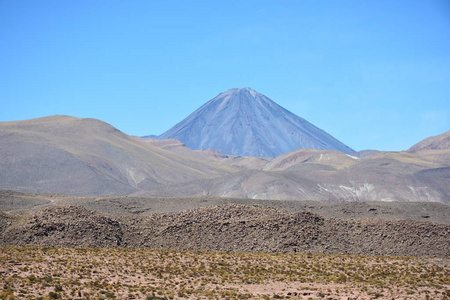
0;247;449;299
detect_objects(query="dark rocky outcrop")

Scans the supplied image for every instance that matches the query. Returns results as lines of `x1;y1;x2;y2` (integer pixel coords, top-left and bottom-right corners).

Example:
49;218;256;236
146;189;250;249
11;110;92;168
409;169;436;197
1;205;449;257
1;206;123;248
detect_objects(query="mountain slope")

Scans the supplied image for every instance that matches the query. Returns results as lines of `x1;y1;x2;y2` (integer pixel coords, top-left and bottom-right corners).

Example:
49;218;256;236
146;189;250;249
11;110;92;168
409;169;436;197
0;116;235;196
262;149;358;171
1;116;449;202
135;144;450;203
157;88;354;157
408;130;450;152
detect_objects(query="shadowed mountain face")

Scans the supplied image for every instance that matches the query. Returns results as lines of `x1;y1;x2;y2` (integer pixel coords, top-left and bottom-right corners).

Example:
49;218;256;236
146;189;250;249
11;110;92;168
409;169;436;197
157;88;354;157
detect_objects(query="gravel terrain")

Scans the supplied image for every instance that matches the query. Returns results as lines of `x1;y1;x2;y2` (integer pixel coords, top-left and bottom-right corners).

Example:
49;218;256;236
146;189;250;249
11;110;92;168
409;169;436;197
1;204;449;257
2;190;449;224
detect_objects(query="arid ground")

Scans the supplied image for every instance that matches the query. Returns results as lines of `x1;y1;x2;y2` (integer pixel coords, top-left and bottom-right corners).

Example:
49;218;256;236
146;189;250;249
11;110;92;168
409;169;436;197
1;193;449;299
1;247;449;300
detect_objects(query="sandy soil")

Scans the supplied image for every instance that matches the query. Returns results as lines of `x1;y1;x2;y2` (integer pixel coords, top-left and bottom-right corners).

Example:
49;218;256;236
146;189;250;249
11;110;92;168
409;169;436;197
1;247;448;299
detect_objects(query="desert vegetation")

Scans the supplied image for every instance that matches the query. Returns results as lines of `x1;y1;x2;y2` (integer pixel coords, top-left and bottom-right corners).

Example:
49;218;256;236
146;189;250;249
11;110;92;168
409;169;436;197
1;246;449;299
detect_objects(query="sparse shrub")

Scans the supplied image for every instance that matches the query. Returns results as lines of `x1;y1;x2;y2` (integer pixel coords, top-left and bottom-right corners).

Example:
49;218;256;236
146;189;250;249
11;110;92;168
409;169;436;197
1;246;449;300
54;284;63;292
41;275;53;283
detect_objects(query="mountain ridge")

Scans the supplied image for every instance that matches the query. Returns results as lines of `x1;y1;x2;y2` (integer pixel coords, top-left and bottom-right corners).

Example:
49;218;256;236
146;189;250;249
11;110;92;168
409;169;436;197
1;115;449;203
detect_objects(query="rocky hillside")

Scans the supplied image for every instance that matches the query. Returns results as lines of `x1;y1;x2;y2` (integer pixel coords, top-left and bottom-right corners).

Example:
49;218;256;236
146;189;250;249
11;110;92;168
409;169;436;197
1;205;449;257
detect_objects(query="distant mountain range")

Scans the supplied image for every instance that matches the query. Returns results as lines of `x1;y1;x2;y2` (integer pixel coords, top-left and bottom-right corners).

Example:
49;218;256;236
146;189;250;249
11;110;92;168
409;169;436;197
153;88;354;157
0;115;449;203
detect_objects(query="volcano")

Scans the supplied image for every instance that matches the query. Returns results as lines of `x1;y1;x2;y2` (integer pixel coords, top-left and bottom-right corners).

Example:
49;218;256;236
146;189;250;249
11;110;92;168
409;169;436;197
156;88;354;157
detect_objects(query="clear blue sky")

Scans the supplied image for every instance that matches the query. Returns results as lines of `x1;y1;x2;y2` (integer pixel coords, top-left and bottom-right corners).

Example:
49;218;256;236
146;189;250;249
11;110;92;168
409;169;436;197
1;0;449;151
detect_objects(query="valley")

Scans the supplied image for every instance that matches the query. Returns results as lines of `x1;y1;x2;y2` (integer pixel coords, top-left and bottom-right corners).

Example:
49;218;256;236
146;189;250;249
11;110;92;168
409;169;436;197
0;96;449;299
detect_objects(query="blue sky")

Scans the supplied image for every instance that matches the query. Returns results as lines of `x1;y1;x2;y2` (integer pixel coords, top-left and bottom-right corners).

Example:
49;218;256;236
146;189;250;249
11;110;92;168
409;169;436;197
1;0;449;151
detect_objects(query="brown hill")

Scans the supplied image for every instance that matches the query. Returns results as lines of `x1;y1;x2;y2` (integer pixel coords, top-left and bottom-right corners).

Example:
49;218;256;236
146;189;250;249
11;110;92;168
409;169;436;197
134;149;450;203
1;116;449;203
141;137;271;169
1;204;449;257
408;130;450;152
138;132;450;203
262;149;358;171
0;116;235;196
